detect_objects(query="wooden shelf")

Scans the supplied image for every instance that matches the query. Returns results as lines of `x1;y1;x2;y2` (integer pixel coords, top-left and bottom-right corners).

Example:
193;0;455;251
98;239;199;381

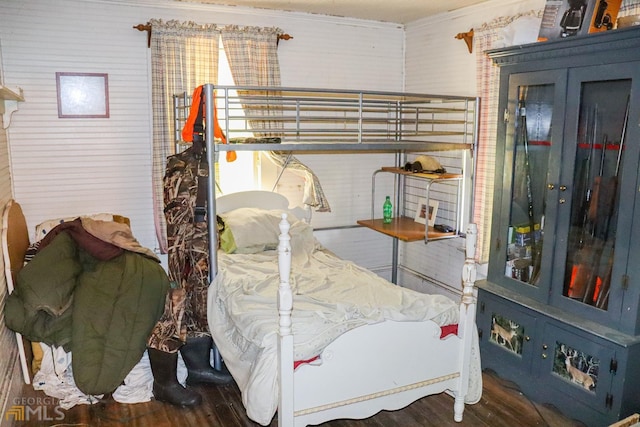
357;216;455;242
380;166;462;180
0;85;24;129
0;86;24;101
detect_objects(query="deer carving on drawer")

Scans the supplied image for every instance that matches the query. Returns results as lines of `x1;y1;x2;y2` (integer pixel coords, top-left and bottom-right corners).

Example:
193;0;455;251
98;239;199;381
560;345;596;391
490;318;519;350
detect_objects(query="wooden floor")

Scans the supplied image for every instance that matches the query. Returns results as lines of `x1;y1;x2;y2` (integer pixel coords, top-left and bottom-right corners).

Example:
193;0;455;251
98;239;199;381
13;369;587;427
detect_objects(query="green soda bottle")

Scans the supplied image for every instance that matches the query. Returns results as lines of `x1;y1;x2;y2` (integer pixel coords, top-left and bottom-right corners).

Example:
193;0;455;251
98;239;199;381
383;196;393;224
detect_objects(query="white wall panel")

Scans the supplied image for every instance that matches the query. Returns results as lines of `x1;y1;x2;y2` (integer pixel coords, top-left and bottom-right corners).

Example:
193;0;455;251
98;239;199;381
0;0;554;411
1;58;21;414
0;113;17;419
405;0;544;95
402;0;544;292
0;0;545;293
314;228;394;274
287;153;397;227
0;0;404;258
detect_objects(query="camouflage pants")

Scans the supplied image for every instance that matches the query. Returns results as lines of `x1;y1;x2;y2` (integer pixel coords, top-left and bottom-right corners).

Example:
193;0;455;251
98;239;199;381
147;147;210;353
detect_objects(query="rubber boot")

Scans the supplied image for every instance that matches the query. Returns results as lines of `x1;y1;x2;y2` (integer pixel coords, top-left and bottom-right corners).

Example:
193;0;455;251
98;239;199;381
148;348;202;406
180;336;234;385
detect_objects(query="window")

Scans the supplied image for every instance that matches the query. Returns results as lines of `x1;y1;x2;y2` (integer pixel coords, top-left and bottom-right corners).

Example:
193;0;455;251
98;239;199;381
215;45;258;195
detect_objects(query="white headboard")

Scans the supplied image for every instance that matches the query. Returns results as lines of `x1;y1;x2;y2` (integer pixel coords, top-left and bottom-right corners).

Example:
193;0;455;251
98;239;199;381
216;191;310;222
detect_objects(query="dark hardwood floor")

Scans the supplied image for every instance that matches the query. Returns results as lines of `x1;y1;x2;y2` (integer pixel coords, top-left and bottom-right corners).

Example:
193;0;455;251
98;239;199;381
12;369;587;427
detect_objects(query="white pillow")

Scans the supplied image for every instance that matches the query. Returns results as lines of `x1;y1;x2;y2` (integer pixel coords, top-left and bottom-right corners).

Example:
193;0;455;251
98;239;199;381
219;208;314;256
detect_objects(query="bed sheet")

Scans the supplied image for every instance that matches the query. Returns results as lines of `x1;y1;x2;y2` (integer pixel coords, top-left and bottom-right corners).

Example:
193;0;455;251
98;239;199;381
207;240;480;425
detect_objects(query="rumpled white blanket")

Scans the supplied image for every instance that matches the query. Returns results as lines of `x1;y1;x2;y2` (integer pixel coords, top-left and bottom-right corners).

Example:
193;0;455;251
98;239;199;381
207;240;481;426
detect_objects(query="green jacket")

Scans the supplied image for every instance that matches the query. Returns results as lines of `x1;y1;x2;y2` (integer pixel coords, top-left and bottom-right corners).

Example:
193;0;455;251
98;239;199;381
5;232;169;395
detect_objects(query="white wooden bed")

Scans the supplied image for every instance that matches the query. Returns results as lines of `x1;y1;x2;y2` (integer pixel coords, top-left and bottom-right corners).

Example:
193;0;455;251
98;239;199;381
187;84;481;426
207;190;481;427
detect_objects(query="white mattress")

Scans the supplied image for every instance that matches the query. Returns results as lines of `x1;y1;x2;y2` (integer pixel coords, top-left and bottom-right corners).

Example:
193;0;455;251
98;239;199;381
207;240;476;425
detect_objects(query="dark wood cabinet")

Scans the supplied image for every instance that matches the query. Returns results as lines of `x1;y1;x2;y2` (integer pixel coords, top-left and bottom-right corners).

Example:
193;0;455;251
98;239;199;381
477;26;640;426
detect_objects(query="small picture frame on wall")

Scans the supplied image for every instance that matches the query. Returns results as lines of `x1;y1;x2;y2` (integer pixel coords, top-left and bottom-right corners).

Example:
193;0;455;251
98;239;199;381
414;198;438;227
56;72;109;118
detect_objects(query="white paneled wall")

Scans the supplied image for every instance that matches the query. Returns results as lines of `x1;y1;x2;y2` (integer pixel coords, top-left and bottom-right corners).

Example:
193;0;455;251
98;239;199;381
287;153;397;228
403;0;545;294
0;0;404;408
405;0;545;95
0;123;11;201
0;0;403;260
2;0;156;246
0;112;17;421
0;0;546;285
272;151;399;272
314;228;394;277
0;0;565;413
1;24;22;406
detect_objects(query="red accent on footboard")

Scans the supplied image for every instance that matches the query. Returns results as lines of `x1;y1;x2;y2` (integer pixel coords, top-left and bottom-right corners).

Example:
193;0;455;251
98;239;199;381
440;324;458;338
293;324;459;368
294;356;320;369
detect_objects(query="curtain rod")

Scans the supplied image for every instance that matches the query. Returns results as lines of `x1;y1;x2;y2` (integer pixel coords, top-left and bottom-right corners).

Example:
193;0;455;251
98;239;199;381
133;23;292;48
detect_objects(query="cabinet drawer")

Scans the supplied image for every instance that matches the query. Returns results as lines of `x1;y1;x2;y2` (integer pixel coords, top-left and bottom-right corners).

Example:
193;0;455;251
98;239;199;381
536;321;616;414
477;290;538;377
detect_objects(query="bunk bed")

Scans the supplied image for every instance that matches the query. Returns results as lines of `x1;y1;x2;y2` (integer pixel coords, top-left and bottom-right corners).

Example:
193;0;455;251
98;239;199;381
182;84;481;426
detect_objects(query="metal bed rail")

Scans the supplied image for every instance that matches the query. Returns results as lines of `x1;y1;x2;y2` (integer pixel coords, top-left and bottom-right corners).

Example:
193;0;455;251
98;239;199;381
175;85;477;153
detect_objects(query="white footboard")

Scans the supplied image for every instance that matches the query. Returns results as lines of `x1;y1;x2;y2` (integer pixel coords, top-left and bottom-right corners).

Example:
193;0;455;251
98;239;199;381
292;320;462;426
277;216;478;427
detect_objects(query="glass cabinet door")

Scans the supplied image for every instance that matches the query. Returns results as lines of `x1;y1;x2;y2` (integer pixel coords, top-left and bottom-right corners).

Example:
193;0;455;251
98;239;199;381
506;83;553;285
554;67;634;321
490;70;566;300
491;64;640;331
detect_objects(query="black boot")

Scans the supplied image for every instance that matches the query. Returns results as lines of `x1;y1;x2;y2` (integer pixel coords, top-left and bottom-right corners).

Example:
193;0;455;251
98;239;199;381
180;336;234;385
148;348;202;406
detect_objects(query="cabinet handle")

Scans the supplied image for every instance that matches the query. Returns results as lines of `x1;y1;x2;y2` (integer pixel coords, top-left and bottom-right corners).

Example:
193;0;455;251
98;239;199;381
542;344;548;350
547;183;555;190
559;185;567;191
525;335;531;341
542;353;547;359
559;198;566;204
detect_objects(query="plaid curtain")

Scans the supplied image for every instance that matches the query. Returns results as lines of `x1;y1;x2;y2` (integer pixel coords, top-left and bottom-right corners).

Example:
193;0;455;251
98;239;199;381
149;19;220;252
220;26;285;138
220;26;282;88
473;10;543;263
620;0;640;15
221;28;331;212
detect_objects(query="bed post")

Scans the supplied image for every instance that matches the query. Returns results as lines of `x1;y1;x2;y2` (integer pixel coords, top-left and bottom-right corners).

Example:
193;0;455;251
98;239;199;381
277;214;295;427
203;83;226;371
454;223;478;422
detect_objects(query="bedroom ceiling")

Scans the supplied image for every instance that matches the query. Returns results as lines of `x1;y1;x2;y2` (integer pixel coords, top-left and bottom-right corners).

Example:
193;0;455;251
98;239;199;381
176;0;492;24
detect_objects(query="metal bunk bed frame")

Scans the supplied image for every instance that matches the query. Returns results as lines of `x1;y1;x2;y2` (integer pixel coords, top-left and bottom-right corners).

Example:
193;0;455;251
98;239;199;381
194;83;479;277
183;82;478;381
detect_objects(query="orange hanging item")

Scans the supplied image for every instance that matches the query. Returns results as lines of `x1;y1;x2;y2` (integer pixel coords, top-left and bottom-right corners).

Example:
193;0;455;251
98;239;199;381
182;85;236;162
